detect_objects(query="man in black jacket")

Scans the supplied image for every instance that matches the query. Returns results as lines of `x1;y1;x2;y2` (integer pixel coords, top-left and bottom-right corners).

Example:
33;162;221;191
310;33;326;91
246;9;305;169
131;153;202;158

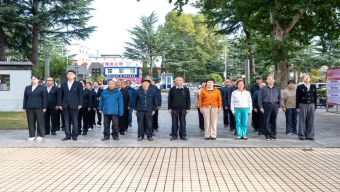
250;76;263;132
58;70;83;141
132;79;157;141
78;80;93;136
168;77;191;141
44;77;59;135
296;74;317;141
117;79;130;135
91;82;103;127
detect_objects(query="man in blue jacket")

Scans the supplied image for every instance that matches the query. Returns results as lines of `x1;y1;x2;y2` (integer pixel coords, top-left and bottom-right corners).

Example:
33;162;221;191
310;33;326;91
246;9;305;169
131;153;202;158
133;79;157;141
58;70;83;141
98;80;124;141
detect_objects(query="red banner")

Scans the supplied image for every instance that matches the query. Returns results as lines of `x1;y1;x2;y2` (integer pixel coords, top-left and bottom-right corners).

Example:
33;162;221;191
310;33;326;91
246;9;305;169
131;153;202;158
326;68;340;106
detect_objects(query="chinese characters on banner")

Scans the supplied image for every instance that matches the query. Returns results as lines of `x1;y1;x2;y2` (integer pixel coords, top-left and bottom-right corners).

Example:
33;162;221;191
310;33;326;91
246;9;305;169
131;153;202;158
91;61;124;66
326;68;340;106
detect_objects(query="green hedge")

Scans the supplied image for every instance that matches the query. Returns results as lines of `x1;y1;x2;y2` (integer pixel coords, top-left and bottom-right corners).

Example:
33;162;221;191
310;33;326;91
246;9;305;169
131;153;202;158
316;89;326;97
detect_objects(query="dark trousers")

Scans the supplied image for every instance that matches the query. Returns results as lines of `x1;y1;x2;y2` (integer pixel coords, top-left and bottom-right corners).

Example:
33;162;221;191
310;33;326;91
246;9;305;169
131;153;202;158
153;109;159;129
253;108;264;133
223;108;229;126
44;108;57;134
56;109;61;128
285;108;298;134
89;109;95;127
137;111;153;138
26;108;45;137
78;108;89;133
171;109;187;137
197;108;204;129
229;110;236;130
96;110;102;124
119;109;129;132
63;107;79;139
103;114;119;138
263;103;279;139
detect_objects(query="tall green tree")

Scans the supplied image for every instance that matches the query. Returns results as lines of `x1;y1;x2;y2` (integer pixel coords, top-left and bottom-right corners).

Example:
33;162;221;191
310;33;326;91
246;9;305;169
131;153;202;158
159;11;223;81
1;0;96;67
152;65;158;78
124;12;162;75
141;62;149;77
163;0;340;88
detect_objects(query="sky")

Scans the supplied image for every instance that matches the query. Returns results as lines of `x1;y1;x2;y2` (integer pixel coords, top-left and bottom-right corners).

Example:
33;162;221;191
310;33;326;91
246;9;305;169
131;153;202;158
79;0;199;56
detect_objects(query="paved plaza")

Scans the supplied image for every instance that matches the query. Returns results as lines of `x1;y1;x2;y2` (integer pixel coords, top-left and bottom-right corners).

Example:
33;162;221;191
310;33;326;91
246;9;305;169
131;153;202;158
0;108;340;191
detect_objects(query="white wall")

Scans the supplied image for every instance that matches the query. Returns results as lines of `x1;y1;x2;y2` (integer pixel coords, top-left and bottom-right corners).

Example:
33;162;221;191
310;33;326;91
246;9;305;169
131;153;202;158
0;70;31;111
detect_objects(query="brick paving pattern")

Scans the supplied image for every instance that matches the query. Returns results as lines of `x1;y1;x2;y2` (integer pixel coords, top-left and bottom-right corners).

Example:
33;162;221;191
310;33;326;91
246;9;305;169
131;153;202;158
1;148;340;192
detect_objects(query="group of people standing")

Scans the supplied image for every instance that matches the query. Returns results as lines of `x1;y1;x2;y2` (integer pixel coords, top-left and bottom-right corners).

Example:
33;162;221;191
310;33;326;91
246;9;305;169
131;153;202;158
196;74;316;141
23;70;316;142
23;70;146;141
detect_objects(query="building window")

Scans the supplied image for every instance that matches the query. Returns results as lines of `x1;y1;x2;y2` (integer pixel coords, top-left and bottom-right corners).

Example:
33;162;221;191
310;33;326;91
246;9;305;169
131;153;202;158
119;69;124;74
0;74;10;91
92;69;100;77
130;68;136;74
107;69;112;74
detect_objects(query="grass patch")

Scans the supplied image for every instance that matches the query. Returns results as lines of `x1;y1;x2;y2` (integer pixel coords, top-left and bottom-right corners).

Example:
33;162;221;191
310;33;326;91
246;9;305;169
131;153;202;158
0;112;27;130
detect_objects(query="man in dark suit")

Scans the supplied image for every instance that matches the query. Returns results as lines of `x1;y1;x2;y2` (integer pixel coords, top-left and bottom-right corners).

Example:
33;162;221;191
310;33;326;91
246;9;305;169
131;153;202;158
296;74;317;141
133;79;157;141
78;80;93;135
44;77;59;135
116;79;130;135
58;70;83;141
91;82;103;127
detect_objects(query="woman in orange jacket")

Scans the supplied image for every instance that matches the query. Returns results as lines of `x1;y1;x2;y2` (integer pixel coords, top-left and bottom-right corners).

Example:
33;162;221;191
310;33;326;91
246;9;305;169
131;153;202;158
199;78;222;140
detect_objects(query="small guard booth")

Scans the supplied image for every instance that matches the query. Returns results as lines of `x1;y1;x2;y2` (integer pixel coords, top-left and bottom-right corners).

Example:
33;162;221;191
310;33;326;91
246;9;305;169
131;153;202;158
0;62;33;111
161;72;174;90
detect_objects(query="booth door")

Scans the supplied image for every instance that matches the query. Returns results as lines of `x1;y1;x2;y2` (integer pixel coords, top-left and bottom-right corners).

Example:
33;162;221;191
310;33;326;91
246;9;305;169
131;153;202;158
167;76;173;89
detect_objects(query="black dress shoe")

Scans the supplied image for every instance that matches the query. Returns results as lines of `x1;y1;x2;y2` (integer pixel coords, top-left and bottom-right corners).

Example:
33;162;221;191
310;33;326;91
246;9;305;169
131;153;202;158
137;137;143;141
211;138;216;140
300;138;306;141
62;137;71;141
56;128;60;131
205;137;210;140
45;133;50;135
170;136;178;141
253;129;258;132
180;137;188;141
112;137;119;141
82;132;87;135
101;138;109;141
52;132;57;135
120;132;125;135
306;138;315;140
148;137;154;141
73;138;78;141
233;132;237;136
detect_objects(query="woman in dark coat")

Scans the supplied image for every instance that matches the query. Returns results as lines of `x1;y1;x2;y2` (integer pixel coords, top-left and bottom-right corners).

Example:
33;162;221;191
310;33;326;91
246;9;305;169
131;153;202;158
23;75;48;140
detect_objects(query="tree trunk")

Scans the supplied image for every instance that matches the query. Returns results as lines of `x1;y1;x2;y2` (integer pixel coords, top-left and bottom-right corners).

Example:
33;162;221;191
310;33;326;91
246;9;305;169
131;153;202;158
31;23;39;68
244;28;256;76
0;27;5;61
274;60;289;88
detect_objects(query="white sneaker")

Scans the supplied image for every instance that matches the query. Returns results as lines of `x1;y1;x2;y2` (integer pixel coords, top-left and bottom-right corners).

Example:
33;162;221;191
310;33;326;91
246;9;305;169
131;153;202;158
36;137;42;141
28;137;35;141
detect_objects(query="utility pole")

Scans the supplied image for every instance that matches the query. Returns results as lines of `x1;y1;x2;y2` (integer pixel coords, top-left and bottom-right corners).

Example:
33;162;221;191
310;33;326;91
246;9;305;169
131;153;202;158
44;52;50;80
224;37;228;81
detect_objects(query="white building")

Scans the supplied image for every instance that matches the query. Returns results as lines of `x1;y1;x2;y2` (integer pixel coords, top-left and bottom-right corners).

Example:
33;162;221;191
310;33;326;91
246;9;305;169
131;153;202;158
66;43;90;65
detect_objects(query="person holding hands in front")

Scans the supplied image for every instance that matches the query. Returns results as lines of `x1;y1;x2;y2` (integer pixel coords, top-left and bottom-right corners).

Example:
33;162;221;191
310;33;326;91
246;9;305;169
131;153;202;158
230;80;252;140
199;78;222;140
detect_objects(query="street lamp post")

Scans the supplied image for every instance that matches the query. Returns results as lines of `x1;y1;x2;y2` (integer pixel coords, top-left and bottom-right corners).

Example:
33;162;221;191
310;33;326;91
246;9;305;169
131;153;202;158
224;37;228;81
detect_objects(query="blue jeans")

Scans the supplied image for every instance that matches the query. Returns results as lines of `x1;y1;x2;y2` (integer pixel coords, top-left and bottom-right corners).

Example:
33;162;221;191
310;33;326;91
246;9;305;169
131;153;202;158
128;108;133;124
285;108;298;134
235;108;249;138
